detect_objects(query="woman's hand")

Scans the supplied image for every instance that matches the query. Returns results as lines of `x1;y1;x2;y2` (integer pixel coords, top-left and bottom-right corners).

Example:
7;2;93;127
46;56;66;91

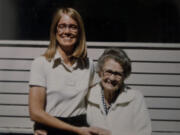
34;126;111;135
34;129;47;135
77;127;97;135
89;127;111;135
76;126;111;135
34;127;97;135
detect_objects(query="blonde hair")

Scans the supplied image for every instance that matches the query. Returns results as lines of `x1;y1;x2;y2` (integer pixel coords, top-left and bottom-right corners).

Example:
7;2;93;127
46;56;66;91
43;8;87;61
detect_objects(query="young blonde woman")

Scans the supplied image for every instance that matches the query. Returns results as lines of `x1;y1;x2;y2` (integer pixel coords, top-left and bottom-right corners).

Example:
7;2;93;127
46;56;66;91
29;8;109;135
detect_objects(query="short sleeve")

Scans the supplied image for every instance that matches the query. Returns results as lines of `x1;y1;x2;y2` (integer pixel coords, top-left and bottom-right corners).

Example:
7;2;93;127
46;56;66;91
29;56;47;88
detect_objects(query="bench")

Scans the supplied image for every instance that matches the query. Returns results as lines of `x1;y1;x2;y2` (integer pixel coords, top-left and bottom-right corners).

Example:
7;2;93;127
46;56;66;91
0;40;180;135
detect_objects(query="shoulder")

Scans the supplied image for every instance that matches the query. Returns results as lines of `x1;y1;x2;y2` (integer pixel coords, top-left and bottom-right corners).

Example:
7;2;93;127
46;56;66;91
31;56;50;67
30;56;50;72
88;83;101;103
32;56;46;64
122;87;145;102
125;86;143;96
90;83;101;93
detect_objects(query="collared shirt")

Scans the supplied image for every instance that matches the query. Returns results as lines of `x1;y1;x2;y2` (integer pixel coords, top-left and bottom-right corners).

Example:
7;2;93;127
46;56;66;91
87;84;152;135
29;51;94;117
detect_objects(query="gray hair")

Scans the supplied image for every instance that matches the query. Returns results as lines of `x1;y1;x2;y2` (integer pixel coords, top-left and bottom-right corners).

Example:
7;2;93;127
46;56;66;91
97;48;131;79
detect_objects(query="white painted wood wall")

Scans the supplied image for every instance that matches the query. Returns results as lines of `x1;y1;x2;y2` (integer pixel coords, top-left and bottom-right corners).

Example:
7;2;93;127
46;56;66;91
0;40;180;135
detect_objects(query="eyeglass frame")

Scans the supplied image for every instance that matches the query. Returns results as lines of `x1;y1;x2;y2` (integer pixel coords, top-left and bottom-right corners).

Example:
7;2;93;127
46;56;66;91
57;23;78;32
102;69;124;80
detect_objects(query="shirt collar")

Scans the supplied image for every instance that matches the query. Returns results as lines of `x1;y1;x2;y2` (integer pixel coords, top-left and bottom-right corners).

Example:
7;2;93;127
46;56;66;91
52;51;78;71
88;83;135;106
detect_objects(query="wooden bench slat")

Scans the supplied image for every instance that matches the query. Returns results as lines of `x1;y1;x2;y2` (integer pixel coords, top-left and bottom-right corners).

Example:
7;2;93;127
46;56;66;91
1;71;180;85
131;86;180;97
1;82;180;97
88;49;180;61
0;82;29;93
0;60;32;70
132;62;180;73
0;41;180;134
0;128;33;134
0;47;180;62
145;98;180;108
1;60;180;74
152;121;180;131
126;74;180;85
1;105;180;121
0;47;46;59
0;117;33;128
0;94;180;108
152;132;180;135
0;117;180;132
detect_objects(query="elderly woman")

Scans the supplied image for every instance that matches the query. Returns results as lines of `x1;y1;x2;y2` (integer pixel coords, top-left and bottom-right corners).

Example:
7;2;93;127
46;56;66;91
86;48;152;135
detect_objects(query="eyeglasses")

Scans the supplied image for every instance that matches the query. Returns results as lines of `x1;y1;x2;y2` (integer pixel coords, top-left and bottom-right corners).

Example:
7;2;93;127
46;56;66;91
57;23;78;32
103;69;123;80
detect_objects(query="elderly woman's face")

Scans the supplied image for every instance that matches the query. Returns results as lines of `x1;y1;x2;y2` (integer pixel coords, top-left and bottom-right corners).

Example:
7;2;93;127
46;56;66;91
56;14;79;49
100;58;124;92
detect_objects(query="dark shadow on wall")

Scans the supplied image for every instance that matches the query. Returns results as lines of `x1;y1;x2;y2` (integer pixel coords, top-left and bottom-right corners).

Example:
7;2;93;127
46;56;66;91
127;0;180;42
0;0;180;43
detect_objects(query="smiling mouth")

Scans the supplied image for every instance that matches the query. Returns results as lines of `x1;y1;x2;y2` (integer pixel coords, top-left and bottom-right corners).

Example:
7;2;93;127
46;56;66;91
64;37;72;39
105;80;118;87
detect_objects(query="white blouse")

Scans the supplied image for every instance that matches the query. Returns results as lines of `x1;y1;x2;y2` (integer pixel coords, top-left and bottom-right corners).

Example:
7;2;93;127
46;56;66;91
29;51;94;117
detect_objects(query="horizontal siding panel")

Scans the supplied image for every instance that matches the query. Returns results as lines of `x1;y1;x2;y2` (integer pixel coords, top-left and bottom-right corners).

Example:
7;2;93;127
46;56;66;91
94;61;180;74
1;71;180;86
1;105;180;121
88;49;180;62
146;98;180;108
0;117;180;133
0;117;33;128
2;60;180;74
1;47;180;62
0;60;32;70
149;109;180;120
0;82;29;93
125;50;180;62
86;42;180;48
152;121;180;131
131;86;180;97
126;74;180;86
0;41;180;134
152;133;180;135
152;132;180;135
132;62;180;74
0;95;28;105
1;40;180;48
0;47;45;59
0;94;179;109
0;127;33;134
1;82;180;97
0;71;29;81
0;105;29;116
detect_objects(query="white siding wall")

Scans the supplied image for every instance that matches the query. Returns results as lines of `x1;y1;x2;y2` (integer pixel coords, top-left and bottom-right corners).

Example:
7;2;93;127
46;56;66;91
0;40;180;135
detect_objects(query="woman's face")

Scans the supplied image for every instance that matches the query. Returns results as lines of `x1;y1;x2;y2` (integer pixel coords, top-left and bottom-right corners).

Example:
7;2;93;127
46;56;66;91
100;59;124;93
56;14;79;50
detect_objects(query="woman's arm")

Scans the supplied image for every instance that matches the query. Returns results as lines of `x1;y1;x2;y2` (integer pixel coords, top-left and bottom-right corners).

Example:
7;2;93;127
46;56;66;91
133;91;152;135
29;86;97;135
